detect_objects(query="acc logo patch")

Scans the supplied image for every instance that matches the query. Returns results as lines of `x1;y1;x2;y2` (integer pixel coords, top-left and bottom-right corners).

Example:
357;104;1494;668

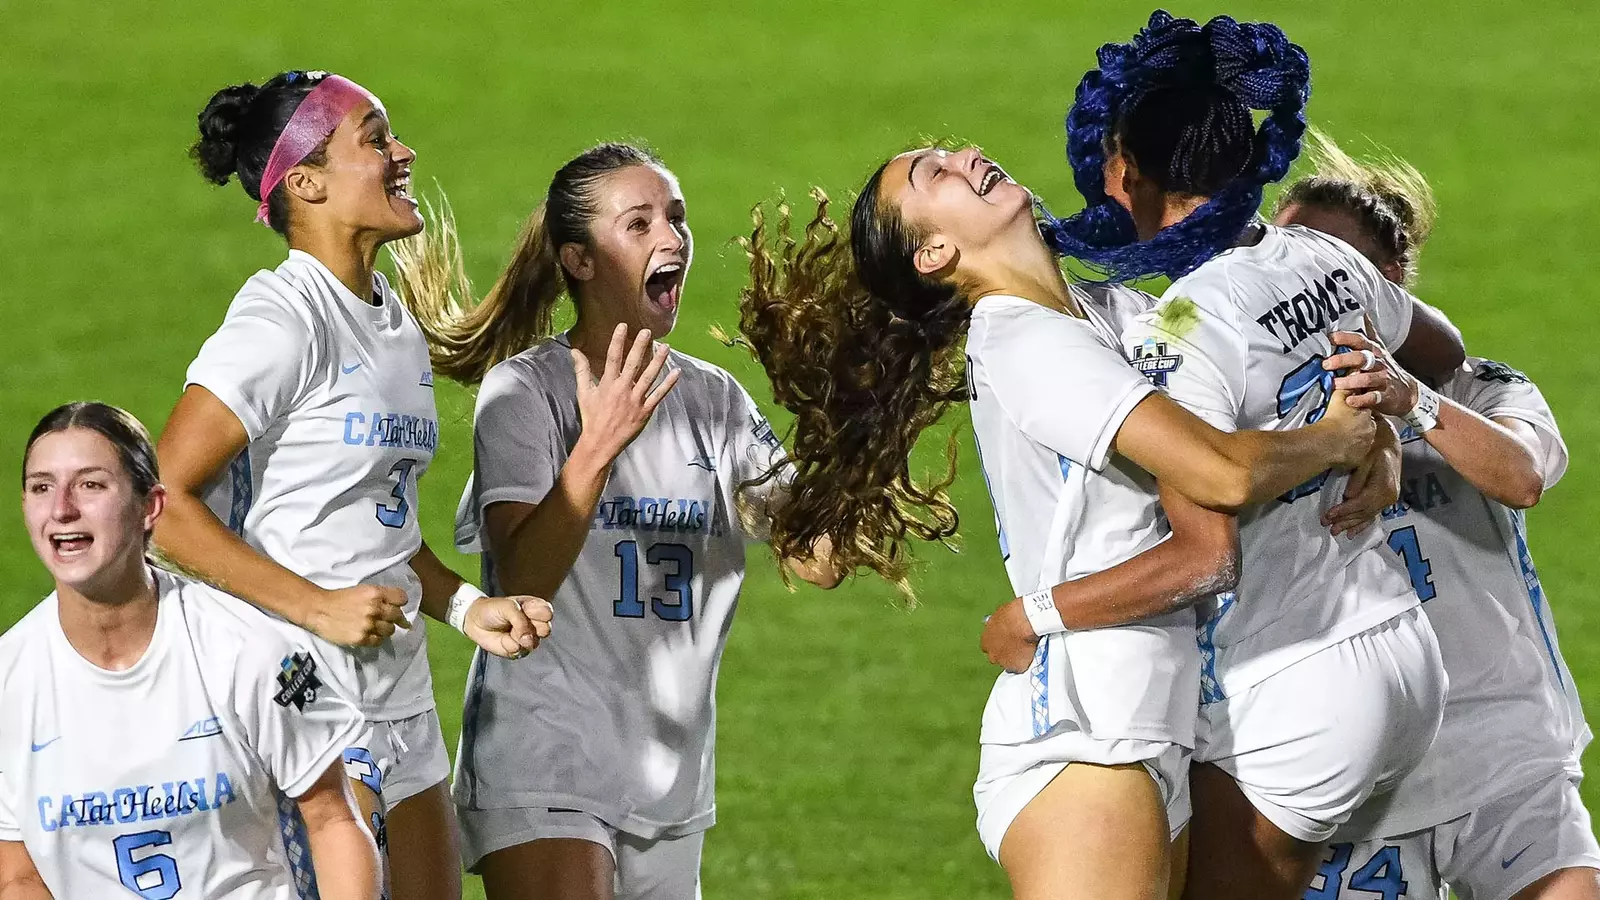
1475;360;1529;384
274;651;323;710
1132;338;1184;388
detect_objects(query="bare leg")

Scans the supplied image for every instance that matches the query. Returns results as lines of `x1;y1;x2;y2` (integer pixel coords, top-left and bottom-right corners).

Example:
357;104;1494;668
1181;763;1325;900
1512;867;1600;900
480;838;615;900
385;781;463;900
1168;826;1189;900
999;762;1172;900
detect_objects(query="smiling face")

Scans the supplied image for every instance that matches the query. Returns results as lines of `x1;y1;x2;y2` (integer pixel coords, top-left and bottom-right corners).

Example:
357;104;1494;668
560;163;691;336
285;100;423;242
870;146;1039;286
22;429;162;597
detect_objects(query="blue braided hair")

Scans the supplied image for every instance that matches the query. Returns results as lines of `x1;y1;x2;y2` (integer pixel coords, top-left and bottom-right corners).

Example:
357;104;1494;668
1039;11;1310;281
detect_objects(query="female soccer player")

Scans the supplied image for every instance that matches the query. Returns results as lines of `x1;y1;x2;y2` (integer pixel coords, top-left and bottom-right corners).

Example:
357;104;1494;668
0;402;380;900
1275;134;1598;900
736;144;1381;899
1039;13;1465;899
154;70;551;900
390;142;840;900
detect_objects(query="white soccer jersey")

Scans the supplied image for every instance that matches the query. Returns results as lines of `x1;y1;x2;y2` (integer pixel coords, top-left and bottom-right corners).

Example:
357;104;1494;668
185;249;440;719
1078;281;1158;336
452;336;786;838
967;293;1200;749
0;568;363;900
1347;358;1586;838
1121;225;1421;699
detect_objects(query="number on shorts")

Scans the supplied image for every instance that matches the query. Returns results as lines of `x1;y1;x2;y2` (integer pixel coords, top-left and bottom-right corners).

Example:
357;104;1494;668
1386;525;1436;602
1276;355;1336;502
114;830;182;900
1303;842;1407;900
613;540;695;621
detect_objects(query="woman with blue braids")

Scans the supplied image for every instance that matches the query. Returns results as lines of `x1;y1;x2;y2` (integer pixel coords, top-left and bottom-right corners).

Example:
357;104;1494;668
1042;12;1468;899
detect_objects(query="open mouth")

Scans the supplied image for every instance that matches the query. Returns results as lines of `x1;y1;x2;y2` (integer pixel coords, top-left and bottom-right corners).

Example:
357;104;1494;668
49;532;92;558
977;164;1009;197
644;261;685;313
386;170;414;204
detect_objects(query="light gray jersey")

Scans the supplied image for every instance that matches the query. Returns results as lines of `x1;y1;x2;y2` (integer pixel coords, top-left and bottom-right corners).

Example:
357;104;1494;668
1350;358;1586;837
0;570;363;899
1122;225;1421;700
453;336;784;838
967;293;1200;748
185;250;439;719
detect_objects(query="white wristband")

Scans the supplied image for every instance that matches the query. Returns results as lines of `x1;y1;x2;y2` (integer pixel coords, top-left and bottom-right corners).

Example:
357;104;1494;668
446;582;487;634
1402;383;1442;434
1021;588;1067;637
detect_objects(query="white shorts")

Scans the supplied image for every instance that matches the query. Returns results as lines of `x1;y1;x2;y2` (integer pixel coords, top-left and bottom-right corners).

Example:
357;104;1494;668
1318;774;1600;900
458;806;704;899
974;724;1191;862
341;708;452;809
1198;607;1445;843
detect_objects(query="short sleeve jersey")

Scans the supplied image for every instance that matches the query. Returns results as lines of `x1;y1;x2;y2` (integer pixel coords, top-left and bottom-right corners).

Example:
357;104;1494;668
966;293;1200;748
1349;358;1587;837
184;250;440;719
1121;225;1422;698
0;569;363;899
452;337;785;838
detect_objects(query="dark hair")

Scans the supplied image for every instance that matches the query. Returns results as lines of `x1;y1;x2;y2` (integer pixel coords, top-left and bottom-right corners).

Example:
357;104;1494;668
733;170;967;601
190;70;332;236
391;142;665;384
1275;129;1437;286
23;402;160;498
1040;11;1311;281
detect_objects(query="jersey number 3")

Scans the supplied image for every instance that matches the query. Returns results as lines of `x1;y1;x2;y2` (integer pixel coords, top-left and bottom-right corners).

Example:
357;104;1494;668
613;541;694;621
375;458;418;528
1276;355;1337;503
114;830;181;900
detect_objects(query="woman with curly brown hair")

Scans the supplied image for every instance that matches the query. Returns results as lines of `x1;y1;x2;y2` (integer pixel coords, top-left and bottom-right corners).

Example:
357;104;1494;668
392;142;840;900
736;144;1379;900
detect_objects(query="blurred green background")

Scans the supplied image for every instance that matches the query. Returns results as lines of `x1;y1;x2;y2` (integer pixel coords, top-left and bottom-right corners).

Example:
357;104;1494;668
4;2;1597;897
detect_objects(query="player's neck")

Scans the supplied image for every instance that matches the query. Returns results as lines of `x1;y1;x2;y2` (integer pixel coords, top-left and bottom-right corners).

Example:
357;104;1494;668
289;230;382;304
56;559;159;672
970;240;1083;317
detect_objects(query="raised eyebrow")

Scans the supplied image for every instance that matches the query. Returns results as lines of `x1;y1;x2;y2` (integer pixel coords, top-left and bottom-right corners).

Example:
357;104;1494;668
616;203;654;219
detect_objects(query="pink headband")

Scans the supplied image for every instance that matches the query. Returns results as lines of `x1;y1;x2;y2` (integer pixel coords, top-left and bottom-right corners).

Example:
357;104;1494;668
254;74;381;224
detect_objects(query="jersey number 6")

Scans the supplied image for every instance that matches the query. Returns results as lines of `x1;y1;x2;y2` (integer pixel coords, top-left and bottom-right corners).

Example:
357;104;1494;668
114;830;181;900
613;541;694;621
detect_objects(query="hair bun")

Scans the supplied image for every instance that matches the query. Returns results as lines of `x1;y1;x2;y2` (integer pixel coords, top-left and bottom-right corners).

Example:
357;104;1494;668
1205;17;1310;112
191;83;261;186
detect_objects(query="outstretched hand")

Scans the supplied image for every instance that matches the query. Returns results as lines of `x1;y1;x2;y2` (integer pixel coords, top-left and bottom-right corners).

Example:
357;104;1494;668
572;323;681;463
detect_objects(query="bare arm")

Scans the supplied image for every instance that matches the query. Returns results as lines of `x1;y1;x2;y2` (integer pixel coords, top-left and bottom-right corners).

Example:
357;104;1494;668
1111;390;1374;513
488;326;678;601
296;762;382;900
1393;298;1466;384
410;540;553;658
154;387;407;647
0;842;50;900
1322;416;1404;536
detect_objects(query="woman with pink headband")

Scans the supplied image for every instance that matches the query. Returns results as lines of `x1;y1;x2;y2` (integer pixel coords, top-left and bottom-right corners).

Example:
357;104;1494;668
153;69;549;900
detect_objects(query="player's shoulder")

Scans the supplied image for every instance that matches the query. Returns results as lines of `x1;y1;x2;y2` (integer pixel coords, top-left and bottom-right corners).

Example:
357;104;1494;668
158;569;299;674
973;293;1105;344
1440;356;1543;403
665;349;742;395
226;257;323;337
0;596;60;685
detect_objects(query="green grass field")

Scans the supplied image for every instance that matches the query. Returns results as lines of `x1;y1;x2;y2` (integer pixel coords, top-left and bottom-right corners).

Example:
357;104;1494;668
4;2;1598;897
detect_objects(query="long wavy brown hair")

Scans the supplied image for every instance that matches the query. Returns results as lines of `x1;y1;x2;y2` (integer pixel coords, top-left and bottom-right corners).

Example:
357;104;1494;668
734;165;972;602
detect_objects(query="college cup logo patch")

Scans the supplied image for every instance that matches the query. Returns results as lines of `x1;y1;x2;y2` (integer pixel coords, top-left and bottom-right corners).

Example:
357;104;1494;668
1132;338;1184;388
274;651;323;710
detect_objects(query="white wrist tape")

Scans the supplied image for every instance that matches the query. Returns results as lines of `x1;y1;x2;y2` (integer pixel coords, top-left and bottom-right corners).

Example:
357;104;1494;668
447;582;487;634
1021;588;1067;637
1402;383;1442;434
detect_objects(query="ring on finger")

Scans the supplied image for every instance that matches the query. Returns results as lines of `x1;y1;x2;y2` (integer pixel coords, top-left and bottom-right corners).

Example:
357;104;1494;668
1357;349;1378;372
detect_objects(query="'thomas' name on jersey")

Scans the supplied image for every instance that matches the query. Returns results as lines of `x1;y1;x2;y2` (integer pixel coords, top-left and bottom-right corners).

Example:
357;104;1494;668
1122;225;1422;699
1344;359;1587;838
967;293;1201;749
0;569;363;900
185;249;440;719
452;337;787;839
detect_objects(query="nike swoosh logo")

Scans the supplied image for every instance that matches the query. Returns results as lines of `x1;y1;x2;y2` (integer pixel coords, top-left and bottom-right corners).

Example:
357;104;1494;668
1502;842;1536;869
341;362;362;374
30;737;59;752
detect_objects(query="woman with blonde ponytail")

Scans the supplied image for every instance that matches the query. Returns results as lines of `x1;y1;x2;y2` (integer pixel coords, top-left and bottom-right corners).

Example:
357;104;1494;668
393;142;840;900
1276;133;1600;900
